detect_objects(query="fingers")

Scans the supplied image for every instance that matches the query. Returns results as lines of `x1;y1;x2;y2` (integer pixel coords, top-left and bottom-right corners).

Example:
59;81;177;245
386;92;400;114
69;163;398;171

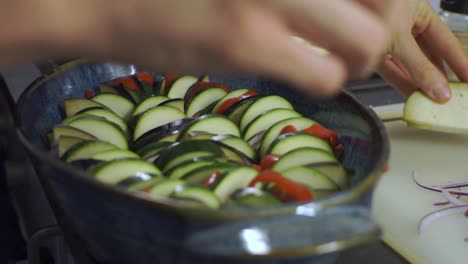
356;0;402;29
377;55;419;96
424;13;468;82
392;33;451;103
222;2;346;97
277;0;390;79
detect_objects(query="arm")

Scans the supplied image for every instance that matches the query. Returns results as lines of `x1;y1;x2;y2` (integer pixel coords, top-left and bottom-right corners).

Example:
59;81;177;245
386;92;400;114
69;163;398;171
0;0;398;98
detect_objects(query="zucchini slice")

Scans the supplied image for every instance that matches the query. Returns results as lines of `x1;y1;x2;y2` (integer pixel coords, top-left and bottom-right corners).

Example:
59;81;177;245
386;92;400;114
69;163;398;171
132;119;191;151
101;83;142;104
77;108;128;134
259;117;317;157
67;117;128;149
306;162;348;189
166;160;215;179
177;114;240;139
62;114;101;125
127;177;165;191
166;75;199;99
178;131;216;142
212;89;249;114
91;93;135;121
239;95;293;131
184;82;229;103
171;187;221;209
268;132;332;156
242;108;302;141
225;96;258;125
155;140;224;170
133;96;170;117
133;105;186;141
117;172;158;188
64;98;106;117
212;166;259;202
63;140;117;162
88;159;161;185
163;151;217;173
185;88;228;117
52;125;96;145
159;98;185;112
211;134;257;162
57;136;87;157
272;147;337;172
136;141;173;159
149;179;186;198
231;188;282;207
281;166;339;191
181;162;240;184
91;149;139;161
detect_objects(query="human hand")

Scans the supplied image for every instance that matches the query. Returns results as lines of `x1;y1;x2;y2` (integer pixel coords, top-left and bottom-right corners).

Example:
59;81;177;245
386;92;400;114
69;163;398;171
377;0;468;103
72;0;400;98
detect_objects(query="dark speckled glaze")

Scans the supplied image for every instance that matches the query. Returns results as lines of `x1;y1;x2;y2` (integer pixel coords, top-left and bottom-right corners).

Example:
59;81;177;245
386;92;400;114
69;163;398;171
15;60;390;264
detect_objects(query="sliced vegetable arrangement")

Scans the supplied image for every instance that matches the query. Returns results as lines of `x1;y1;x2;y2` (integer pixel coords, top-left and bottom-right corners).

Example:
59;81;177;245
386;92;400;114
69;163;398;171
47;72;350;209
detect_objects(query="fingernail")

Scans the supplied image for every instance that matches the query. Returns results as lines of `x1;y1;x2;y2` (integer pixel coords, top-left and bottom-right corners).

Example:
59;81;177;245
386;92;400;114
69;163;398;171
432;83;451;102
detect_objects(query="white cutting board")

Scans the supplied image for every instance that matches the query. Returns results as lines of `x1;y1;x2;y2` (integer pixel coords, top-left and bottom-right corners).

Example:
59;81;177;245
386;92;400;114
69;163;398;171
371;104;468;264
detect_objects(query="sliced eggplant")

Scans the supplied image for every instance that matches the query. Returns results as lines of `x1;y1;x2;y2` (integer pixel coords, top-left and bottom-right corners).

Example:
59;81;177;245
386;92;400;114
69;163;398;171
133;105;186;141
239;95;293;131
91;93;135;121
67;116;128;149
403;82;468;133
